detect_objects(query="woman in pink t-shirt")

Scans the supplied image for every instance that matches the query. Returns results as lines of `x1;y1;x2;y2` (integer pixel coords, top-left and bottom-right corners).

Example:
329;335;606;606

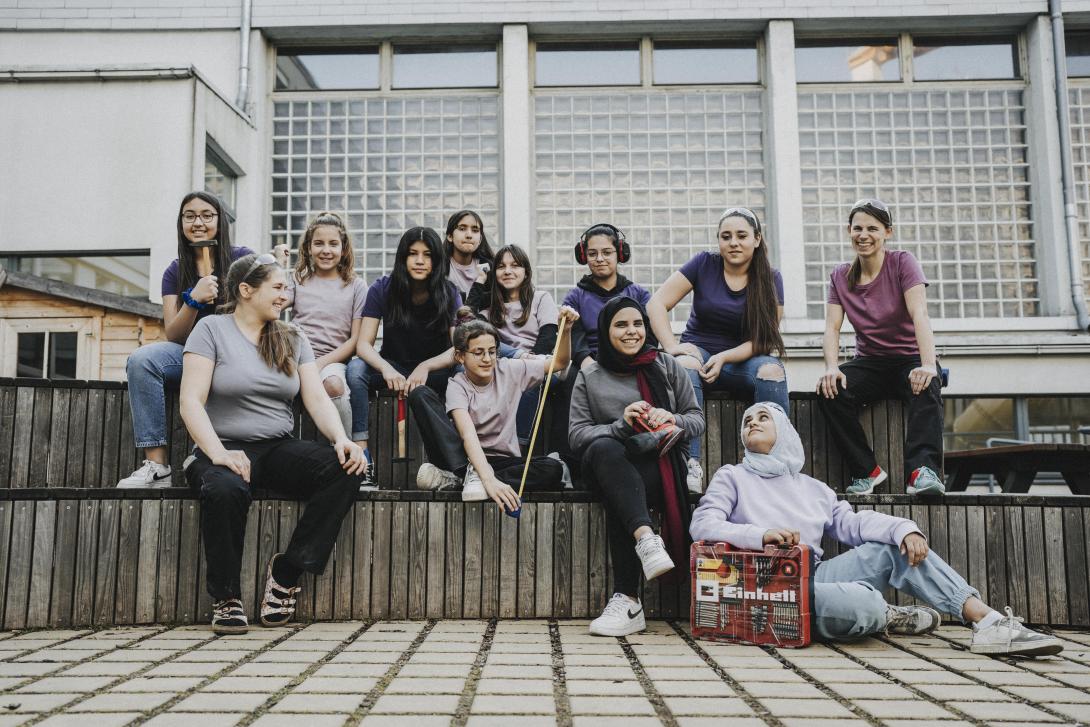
817;199;944;497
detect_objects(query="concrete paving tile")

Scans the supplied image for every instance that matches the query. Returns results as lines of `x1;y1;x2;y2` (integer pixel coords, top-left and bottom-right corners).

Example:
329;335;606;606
403;652;477;665
967;670;1057;686
94;649;178;662
725;667;807;683
758;697;855;718
250;716;348;727
384;677;465;694
778;720;870;727
633;653;707;667
253;650;329;663
201;675;294;692
825;682;915;700
172;691;271;712
571;718;662;727
913;683;1013;701
776;656;860;669
145;662;223;677
231;662;313;677
467;718;559;727
359;718;452;727
674;719;765;727
271;693;363;713
1050;672;1090;688
664;696;752;716
292;676;379;693
884;669;972;684
739;680;828;698
564;679;643;696
568;696;655;715
14;676;115;693
651;680;736;697
478;665;552;679
795;668;888;683
469;695;556;714
1043;702;1090;721
559;654;629;666
475;678;553;694
563;666;636;680
370;694;461;714
949;700;1061;721
110;677;204;692
882;721;973;727
311;663;389;678
0;664;62;678
415;641;482;653
0;694;79;713
37;714;144;727
703;652;784;669
63;661;151;677
70;691;176;712
853;698;955;719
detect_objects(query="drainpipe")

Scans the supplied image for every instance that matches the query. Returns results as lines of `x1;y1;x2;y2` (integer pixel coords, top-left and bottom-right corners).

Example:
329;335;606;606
235;0;253;112
1049;0;1090;331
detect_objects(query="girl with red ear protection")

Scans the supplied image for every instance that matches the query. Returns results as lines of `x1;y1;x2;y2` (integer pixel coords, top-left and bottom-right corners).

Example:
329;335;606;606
574;223;632;265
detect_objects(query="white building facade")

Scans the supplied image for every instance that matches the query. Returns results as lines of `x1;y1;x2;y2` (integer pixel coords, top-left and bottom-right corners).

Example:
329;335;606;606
2;0;1089;445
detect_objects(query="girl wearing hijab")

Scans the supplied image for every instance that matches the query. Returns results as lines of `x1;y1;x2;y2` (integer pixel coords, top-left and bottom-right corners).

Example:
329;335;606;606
690;403;1062;657
569;298;705;636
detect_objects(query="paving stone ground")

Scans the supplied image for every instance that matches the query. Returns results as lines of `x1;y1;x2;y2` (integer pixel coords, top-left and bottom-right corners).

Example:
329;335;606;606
0;620;1086;726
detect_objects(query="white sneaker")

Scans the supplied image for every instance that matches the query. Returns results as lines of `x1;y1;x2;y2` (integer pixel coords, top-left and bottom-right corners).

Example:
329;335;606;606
461;465;488;502
589;593;646;637
686;458;704;494
116;460;172;488
416;463;458;491
971;607;1063;657
635;533;675;581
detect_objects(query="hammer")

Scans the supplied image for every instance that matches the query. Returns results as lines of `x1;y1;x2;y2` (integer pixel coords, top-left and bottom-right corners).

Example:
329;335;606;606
190;239;219;278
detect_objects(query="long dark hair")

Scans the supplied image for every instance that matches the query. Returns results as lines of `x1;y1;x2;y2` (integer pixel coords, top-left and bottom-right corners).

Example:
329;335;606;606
719;210;784;358
444;209;494;263
174;191;235;303
846;200;894;291
487;245;534;329
220;255;298;376
388;226;455;336
295;211;356;285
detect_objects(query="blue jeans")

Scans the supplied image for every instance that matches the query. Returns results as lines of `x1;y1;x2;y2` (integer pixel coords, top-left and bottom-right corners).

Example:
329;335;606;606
126;341;185;449
684;346;789;459
345;357;454;443
813;542;979;641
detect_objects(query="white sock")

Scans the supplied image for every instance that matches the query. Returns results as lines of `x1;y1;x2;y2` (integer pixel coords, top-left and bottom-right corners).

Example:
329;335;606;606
975;610;1002;629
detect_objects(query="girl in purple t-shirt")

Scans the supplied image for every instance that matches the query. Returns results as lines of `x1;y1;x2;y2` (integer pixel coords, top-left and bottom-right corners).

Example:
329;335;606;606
647;207;788;494
817;198;944;497
117;191;254;490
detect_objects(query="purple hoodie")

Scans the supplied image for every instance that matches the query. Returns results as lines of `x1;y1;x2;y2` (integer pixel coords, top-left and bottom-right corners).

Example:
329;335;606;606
689;464;921;560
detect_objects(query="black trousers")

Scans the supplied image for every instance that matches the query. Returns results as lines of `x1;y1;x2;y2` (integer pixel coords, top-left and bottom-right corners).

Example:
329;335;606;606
548;372;581;478
581;437;663;598
818;355;944;480
185;438;358;601
407;386;565;490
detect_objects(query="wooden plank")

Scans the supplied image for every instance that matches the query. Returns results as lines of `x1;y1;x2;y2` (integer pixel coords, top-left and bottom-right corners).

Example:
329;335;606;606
810;395;830;485
644;576;661;620
485;504;505;617
28;387;53;486
93;500;120;626
705;397;721;478
278;502;310;621
114;500;141;624
888;401;906;492
26;500;56;628
255;501;279;618
553;501;572;618
984;505;1008;614
463;502;483;618
389;501;410;619
588;504;608;613
239;504;261;620
370;501;391;619
351;503;374;620
517;504;537;618
312;504;338;621
46;388;70;487
423;501;444;619
1022;507;1049;624
168;392;188;483
795;399;813;478
570;503;589;617
175;500;201;624
499;504;519;618
72;501;99;626
928;505;949;567
85;388;106;488
1043;507;1068;624
134;499;160;624
49;500;79;627
64;388;88;486
964;505;987;606
0;386;16;487
101;390;124;488
1003;506;1028;620
3;501;34;628
118;390;137;481
1063;507;1089;627
535;502;554;617
1083;507;1090;626
155;500;181;623
0;502;14;626
946;505;969;588
871;401;890;493
10;387;35;487
332;507;354;620
444;501;464;618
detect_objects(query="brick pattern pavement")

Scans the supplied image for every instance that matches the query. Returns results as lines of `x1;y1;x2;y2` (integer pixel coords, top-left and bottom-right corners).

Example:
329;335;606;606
0;621;1086;726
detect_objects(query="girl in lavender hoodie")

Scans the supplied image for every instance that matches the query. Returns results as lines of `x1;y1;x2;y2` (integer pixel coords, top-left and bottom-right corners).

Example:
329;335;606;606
690;402;1062;657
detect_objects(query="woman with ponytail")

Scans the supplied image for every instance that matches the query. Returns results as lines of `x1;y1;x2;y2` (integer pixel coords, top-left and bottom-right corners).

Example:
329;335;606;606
117;191;254;488
647;208;787;494
180;254;365;635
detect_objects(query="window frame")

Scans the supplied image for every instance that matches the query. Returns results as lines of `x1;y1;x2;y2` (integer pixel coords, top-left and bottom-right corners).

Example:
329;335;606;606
275;45;382;92
1;318;99;380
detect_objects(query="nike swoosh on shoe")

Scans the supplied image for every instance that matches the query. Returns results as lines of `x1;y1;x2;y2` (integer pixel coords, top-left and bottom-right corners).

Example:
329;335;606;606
627;607;643;619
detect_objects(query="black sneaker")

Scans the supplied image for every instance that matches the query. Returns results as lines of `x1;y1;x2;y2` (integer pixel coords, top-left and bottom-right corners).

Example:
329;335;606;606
359;460;377;491
260;554;301;627
211;598;248;635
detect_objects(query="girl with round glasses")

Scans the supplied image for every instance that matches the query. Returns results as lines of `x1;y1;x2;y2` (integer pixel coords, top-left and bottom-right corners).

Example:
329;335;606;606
117;191;254;489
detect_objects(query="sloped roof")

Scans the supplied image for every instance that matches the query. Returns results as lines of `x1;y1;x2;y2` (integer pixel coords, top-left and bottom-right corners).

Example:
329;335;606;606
0;268;162;319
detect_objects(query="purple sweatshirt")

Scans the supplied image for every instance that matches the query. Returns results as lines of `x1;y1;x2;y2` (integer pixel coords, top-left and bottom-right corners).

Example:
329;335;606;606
689;464;921;560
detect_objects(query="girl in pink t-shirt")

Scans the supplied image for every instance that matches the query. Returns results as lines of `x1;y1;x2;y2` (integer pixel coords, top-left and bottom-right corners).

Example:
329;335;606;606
817;198;944;497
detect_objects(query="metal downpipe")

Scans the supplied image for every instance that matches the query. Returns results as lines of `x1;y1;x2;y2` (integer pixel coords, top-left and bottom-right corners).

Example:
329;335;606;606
1049;0;1090;331
235;0;253;112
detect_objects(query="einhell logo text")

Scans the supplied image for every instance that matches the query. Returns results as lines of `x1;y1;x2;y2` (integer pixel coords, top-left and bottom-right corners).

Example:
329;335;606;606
722;585;796;603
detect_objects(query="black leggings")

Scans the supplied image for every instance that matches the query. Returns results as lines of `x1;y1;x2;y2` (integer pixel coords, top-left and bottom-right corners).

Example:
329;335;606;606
580;437;663;598
185;438;358;601
407;385;565;490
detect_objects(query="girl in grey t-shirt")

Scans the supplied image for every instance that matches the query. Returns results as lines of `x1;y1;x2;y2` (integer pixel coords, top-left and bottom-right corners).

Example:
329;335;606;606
180;254;367;636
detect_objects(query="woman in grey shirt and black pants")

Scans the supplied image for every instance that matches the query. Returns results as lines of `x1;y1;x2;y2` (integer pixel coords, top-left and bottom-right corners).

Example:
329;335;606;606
180;254;367;635
569;298;704;638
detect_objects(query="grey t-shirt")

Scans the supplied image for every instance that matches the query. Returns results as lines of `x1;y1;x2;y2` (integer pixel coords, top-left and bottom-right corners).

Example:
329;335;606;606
445;357;547;458
288;275;367;358
184;315;315;442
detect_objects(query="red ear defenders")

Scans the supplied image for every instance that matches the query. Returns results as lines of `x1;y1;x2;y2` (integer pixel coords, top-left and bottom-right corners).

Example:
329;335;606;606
575;223;631;265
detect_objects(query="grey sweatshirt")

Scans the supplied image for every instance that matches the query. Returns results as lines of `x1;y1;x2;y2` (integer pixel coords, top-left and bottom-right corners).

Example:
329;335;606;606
568;354;705;454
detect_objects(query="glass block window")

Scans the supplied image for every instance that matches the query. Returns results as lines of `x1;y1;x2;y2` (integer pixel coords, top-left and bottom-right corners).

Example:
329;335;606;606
795;40;900;83
1067;84;1090;308
270;96;500;284
798;88;1037;319
534;91;765;323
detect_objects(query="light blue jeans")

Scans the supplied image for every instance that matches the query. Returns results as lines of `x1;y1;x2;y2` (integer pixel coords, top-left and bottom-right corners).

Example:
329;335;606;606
345;357;372;441
126;341;185;448
813;542;980;641
684;346;789;459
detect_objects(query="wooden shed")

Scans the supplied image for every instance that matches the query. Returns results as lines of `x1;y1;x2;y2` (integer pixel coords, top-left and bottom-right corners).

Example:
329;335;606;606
0;268;164;381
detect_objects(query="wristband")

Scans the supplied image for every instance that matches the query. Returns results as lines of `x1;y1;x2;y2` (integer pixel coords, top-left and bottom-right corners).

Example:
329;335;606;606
181;288;208;311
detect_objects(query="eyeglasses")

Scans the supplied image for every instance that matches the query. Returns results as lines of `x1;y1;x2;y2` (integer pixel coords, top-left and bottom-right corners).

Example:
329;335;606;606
182;211;218;224
586;248;617;260
464;347;497;359
242;253;279;280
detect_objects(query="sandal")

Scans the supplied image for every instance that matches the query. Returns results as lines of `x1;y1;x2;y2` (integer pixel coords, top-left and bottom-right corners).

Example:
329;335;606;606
212;598;248;635
260;553;302;627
